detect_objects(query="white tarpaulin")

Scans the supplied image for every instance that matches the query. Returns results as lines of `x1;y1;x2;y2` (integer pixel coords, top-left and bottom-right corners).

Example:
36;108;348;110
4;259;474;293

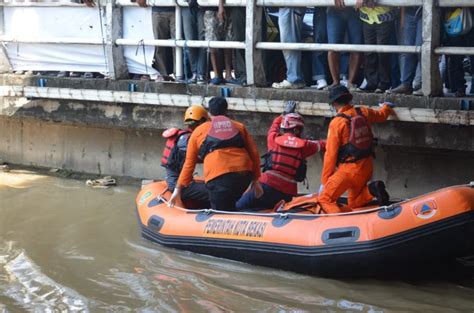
4;6;158;75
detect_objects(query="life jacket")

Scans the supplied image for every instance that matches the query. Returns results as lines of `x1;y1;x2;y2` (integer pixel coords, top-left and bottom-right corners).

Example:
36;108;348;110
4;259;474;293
198;116;245;160
261;134;307;183
161;127;191;172
336;107;375;164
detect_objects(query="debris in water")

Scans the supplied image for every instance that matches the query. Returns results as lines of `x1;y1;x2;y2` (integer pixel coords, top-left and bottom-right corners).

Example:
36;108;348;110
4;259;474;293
86;176;117;188
0;164;10;173
49;168;60;173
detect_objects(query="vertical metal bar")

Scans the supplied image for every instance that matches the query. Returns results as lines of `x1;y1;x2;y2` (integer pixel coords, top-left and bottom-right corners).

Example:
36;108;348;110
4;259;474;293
175;3;183;80
0;4;12;73
245;0;266;86
105;0;128;79
421;0;442;96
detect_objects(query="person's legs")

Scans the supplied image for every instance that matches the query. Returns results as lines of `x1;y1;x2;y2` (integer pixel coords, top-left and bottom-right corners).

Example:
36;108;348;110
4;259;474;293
206;172;252;211
347;176;374;209
312;8;328;86
230;7;247;84
168;12;176;76
376;21;394;91
197;10;207;80
318;170;353;214
204;11;224;82
362;22;378;90
182;8;198;76
327;8;346;86
278;7;305;84
345;8;363;87
236;183;292;211
181;181;210;209
400;8;418;87
152;12;171;76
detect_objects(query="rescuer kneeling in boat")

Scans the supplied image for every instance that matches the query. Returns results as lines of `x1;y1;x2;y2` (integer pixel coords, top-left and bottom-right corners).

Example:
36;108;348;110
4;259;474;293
236;101;326;211
169;97;263;211
319;85;395;213
161;105;211;209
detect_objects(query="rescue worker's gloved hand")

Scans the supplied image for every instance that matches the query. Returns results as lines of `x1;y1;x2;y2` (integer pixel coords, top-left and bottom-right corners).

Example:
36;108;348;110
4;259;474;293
169;187;182;208
379;102;396;108
283;100;297;115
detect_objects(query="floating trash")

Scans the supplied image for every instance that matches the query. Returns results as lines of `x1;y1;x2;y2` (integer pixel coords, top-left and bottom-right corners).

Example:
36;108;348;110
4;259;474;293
85;176;117;189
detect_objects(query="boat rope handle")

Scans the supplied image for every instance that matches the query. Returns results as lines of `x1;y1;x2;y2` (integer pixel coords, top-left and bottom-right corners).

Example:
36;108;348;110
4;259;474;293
156;195;391;218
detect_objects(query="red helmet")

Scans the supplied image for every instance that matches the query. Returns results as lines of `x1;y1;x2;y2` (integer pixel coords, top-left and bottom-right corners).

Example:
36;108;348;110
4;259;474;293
280;113;304;130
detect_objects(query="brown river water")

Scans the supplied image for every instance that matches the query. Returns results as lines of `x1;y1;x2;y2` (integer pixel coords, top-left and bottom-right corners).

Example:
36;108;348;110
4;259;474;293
0;170;473;312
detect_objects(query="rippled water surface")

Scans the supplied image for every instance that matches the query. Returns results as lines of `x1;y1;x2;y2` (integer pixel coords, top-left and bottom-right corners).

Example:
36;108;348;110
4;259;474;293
0;170;473;312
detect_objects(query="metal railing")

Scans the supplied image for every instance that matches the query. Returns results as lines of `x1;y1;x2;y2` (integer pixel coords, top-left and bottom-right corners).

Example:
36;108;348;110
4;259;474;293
0;0;473;97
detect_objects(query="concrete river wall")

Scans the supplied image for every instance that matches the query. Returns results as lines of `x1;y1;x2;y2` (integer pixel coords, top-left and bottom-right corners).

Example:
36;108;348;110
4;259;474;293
0;74;473;198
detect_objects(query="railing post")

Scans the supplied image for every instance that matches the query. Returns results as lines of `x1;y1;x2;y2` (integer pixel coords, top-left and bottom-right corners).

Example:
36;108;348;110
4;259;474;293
175;3;183;80
0;4;12;73
245;0;266;86
421;0;443;96
105;0;128;79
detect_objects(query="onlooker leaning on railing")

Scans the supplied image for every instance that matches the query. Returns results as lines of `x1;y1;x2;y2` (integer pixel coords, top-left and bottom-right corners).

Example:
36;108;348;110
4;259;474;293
181;0;207;84
272;7;306;89
311;7;329;90
327;0;363;91
137;0;176;81
357;0;396;93
390;6;422;95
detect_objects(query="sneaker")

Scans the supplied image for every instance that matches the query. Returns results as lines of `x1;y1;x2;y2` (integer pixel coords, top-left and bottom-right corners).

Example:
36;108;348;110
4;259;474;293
210;77;224;85
82;72;94;79
368;181;390;206
374;88;387;94
389;84;413;95
310;79;328;90
412;88;423;96
69;72;81;78
272;79;305;89
186;73;197;84
197;75;207;85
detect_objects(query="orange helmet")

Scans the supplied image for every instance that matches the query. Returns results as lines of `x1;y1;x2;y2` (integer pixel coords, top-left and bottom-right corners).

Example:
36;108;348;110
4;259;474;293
280;113;304;130
184;105;208;123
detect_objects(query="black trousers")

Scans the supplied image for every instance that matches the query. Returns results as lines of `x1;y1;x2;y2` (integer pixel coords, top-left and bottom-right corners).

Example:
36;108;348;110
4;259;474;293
206;171;253;211
182;181;211;209
363;21;395;90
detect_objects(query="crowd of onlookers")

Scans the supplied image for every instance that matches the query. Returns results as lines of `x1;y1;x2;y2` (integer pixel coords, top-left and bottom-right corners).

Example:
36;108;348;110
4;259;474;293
10;0;474;97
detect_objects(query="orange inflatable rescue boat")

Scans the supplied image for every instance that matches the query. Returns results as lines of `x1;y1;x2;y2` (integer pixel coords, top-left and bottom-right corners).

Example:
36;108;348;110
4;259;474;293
136;181;474;277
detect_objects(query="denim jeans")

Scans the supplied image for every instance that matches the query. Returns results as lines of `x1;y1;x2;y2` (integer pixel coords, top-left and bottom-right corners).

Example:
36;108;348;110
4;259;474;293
312;7;328;81
181;8;207;77
400;7;422;87
279;7;305;84
236;183;293;211
152;11;175;76
326;8;363;45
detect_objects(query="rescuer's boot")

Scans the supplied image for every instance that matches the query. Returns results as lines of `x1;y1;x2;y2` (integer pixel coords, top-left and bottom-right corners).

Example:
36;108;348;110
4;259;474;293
369;181;390;206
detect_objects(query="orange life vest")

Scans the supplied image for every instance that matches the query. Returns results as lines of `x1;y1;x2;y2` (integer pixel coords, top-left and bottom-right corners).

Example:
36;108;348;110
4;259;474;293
262;134;307;182
336;107;374;164
161;128;191;171
198;116;245;160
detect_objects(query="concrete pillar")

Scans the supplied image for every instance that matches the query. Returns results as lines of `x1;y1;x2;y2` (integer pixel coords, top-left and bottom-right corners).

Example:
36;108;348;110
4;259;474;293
105;0;128;79
421;0;443;97
245;0;266;86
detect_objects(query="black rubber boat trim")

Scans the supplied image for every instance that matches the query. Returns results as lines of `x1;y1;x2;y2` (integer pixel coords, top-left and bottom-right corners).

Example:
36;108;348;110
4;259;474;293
139;210;474;257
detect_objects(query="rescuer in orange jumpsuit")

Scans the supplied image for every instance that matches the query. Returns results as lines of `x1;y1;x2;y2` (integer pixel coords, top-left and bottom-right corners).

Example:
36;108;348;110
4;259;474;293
169;97;262;211
319;85;395;213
